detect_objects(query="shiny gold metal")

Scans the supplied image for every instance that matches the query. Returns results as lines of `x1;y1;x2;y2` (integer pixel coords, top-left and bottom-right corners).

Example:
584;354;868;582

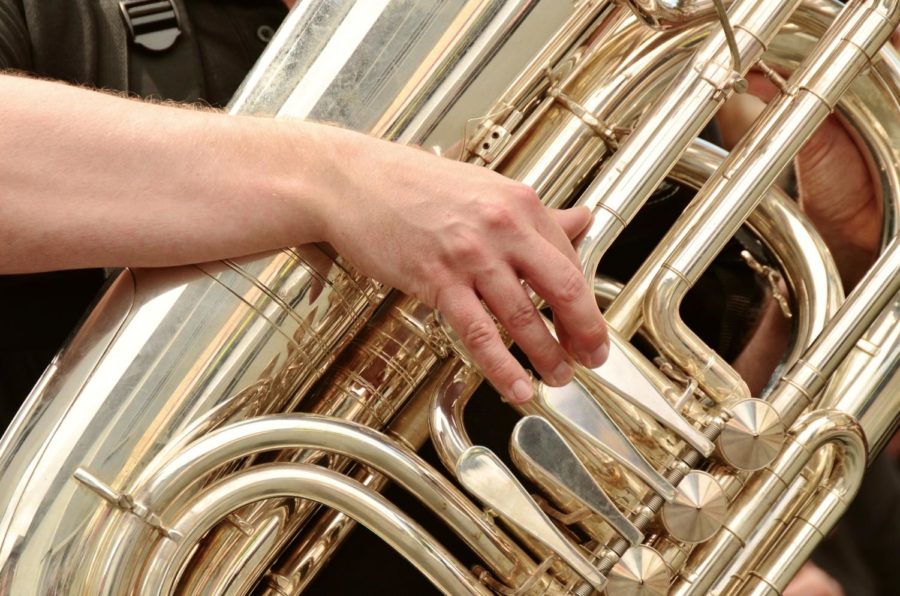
606;545;672;596
717;399;786;471
661;471;729;544
0;0;898;594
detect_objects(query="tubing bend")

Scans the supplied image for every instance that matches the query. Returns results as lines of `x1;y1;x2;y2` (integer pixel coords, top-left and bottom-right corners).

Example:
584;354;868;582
639;0;899;400
669;410;866;596
429;359;482;473
771;239;900;423
644;267;750;404
140;464;490;596
115;414;540;594
577;0;803;277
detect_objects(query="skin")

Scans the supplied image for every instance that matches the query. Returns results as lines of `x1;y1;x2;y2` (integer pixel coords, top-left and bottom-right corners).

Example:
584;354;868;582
0;72;607;404
784;563;845;596
1;3;890;588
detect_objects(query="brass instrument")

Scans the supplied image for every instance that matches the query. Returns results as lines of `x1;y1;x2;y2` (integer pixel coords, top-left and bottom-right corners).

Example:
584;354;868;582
0;0;898;594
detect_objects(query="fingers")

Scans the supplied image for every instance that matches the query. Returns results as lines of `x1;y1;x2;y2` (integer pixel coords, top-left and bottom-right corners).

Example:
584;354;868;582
476;267;573;387
550;206;592;242
516;234;609;369
436;284;534;403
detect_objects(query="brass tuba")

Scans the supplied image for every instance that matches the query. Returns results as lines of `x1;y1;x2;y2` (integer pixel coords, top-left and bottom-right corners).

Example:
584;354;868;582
0;0;898;594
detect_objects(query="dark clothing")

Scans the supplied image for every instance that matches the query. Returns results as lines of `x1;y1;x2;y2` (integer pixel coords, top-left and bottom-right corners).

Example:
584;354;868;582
0;2;897;595
0;0;286;429
0;0;286;100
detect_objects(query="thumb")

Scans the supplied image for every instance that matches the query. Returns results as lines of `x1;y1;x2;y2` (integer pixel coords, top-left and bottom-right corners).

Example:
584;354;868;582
551;206;593;241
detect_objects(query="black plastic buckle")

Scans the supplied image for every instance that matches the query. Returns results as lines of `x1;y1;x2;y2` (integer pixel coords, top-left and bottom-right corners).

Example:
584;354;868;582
119;0;182;52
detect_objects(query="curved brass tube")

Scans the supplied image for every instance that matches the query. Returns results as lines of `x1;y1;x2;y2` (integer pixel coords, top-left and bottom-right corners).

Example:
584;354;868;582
639;0;899;403
139;464;490;596
770;239;900;423
93;414;543;594
429;361;482;472
576;0;802;277
733;442;865;594
819;295;900;456
670;410;866;596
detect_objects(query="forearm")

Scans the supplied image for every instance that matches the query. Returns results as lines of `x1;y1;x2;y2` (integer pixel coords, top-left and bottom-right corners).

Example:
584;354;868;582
0;73;611;403
0;73;340;272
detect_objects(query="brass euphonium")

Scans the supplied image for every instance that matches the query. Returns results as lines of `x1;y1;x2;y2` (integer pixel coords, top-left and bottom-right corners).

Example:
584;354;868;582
0;0;898;594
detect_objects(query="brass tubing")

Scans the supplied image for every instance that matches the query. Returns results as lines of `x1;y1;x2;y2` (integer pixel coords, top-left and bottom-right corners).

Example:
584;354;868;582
818;296;900;456
241;378;434;596
139;465;491;596
576;0;803;278
770;239;900;423
102;415;540;594
713;452;827;593
670;410;866;596
262;467;389;596
590;0;900;339
640;0;900;403
267;365;564;595
479;1;620;170
427;361;585;585
735;440;865;594
430;360;483;472
174;294;446;595
622;0;718;30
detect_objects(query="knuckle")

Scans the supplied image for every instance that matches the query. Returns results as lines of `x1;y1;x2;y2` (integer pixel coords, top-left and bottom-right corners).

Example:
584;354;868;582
480;202;517;231
579;319;608;347
482;352;513;381
554;267;587;305
505;300;538;331
443;228;487;267
506;183;541;210
414;263;452;308
462;318;498;351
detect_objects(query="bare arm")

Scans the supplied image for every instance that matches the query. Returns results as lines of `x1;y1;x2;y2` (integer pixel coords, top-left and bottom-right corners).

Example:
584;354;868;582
0;73;608;401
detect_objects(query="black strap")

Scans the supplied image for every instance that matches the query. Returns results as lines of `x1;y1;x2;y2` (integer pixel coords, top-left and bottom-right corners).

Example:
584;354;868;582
20;0;205;101
114;0;206;102
118;0;182;52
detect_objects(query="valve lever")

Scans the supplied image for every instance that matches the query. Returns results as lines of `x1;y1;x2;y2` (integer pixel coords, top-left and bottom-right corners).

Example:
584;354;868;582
510;416;643;546
579;329;715;456
536;379;677;502
457;446;607;592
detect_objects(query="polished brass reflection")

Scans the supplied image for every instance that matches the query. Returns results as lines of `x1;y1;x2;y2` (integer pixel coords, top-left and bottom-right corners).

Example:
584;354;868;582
0;0;897;594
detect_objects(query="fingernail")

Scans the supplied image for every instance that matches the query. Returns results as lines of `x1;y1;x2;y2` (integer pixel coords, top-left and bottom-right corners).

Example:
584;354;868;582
510;378;533;403
583;342;609;368
549;361;573;386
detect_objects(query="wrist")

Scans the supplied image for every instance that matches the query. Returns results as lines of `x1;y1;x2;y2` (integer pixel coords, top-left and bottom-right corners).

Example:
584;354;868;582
279;120;373;247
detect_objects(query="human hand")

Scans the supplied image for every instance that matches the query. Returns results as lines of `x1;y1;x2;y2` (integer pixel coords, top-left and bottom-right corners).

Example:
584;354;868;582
311;125;608;403
784;562;845;596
